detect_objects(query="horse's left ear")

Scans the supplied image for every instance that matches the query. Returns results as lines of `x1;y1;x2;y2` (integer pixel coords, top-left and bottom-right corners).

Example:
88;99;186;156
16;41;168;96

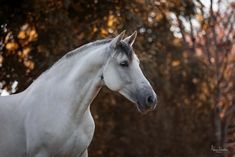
110;30;126;49
123;31;137;47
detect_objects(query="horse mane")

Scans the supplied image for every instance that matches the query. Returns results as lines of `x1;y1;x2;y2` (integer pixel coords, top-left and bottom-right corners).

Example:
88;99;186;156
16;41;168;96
65;38;133;60
42;38;112;73
34;37;134;81
65;38;112;58
50;37;134;71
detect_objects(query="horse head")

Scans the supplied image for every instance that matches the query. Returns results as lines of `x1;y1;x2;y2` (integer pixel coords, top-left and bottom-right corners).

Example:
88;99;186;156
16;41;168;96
102;31;157;113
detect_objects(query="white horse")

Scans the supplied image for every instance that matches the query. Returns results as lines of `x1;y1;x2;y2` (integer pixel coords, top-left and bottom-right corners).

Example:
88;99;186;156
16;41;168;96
0;31;157;157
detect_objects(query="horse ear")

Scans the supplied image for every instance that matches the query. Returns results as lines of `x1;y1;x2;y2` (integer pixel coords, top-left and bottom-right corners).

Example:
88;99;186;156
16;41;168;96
123;31;137;47
110;30;126;49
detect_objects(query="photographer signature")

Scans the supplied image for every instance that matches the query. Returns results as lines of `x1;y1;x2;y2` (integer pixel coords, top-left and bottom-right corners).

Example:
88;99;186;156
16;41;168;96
211;145;228;153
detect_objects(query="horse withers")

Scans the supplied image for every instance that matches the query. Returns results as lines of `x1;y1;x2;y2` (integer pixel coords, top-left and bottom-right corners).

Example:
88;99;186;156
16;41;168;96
0;31;157;157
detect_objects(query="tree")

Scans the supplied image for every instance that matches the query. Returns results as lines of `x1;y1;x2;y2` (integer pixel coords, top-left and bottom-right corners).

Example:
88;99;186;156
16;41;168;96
1;0;234;157
174;0;235;156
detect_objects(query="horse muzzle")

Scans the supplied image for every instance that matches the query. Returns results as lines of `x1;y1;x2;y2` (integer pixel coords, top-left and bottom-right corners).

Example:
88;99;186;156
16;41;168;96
136;89;157;113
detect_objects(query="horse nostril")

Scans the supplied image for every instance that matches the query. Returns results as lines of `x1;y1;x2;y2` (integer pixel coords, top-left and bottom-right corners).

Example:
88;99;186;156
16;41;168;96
146;95;154;106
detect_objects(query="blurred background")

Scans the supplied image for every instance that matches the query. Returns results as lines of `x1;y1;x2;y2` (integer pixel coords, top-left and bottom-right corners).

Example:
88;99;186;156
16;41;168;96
0;0;234;156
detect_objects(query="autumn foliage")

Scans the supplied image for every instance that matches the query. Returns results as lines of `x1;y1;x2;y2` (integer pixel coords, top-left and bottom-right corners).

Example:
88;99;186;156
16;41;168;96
0;0;234;157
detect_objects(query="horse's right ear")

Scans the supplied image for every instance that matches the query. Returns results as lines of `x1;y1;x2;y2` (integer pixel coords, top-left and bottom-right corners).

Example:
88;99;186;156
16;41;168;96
123;31;137;47
110;30;126;49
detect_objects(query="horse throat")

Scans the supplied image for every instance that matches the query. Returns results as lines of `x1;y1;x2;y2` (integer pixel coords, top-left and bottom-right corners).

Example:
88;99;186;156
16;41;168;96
73;70;103;119
69;49;108;119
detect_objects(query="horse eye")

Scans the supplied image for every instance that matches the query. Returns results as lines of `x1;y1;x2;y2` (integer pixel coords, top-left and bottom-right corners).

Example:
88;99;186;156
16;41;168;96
120;61;129;67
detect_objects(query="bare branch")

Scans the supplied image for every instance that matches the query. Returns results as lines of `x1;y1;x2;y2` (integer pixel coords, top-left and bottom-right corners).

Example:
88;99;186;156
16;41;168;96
176;14;189;50
189;16;196;53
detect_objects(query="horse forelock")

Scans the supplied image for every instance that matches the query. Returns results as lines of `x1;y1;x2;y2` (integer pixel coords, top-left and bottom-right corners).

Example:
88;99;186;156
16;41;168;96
116;41;133;61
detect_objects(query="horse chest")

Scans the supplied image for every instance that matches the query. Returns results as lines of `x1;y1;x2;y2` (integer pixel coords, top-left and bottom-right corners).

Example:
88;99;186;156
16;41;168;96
59;111;95;155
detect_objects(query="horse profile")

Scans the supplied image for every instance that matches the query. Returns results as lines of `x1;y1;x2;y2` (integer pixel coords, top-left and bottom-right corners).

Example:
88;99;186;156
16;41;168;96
0;31;157;157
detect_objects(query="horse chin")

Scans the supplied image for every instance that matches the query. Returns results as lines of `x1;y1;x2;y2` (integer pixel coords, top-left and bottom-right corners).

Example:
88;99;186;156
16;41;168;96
136;102;153;114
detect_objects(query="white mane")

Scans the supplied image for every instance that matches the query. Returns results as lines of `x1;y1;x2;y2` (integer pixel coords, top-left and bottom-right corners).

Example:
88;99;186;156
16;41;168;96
37;38;112;81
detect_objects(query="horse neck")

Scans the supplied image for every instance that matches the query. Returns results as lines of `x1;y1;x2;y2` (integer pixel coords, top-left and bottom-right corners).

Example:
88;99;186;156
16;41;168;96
68;45;109;117
30;45;108;119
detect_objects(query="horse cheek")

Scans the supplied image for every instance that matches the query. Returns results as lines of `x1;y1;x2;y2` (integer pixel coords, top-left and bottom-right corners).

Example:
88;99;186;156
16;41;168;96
104;68;123;91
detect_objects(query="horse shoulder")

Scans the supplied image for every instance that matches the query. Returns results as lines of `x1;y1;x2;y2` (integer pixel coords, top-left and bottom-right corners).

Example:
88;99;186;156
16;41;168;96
0;93;26;157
